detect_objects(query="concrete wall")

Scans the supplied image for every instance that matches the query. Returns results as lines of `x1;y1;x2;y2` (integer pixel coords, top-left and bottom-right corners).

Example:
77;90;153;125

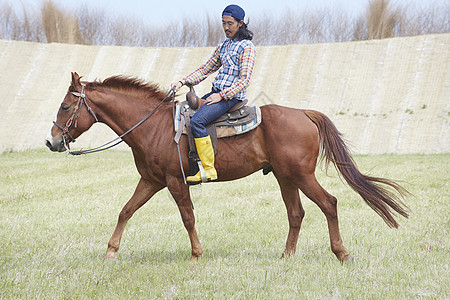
0;33;448;154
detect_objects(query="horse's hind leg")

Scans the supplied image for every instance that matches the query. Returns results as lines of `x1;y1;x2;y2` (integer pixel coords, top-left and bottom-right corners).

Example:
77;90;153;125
105;178;163;260
276;177;305;258
297;174;350;262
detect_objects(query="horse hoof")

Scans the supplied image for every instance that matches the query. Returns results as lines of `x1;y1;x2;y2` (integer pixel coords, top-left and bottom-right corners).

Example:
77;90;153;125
190;254;202;263
342;255;355;264
281;249;296;259
104;253;118;261
104;256;118;261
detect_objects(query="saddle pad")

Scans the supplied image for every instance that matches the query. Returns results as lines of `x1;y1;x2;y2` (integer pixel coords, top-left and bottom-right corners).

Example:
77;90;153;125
174;103;262;139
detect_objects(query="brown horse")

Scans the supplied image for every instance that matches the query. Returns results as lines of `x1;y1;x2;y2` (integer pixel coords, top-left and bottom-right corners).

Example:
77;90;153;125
45;72;409;262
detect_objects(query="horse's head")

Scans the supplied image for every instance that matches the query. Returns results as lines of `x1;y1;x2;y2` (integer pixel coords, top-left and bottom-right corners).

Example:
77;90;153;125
45;72;98;152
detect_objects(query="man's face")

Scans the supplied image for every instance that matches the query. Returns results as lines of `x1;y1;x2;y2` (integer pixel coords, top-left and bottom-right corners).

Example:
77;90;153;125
222;15;243;39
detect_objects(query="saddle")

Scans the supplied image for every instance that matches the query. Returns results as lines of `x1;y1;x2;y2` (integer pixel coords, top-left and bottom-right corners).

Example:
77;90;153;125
174;86;262;180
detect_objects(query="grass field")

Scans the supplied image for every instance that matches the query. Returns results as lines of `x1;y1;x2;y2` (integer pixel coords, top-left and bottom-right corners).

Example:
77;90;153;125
0;149;448;299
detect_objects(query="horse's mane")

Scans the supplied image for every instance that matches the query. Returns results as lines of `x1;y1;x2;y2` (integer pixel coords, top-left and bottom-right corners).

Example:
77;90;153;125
87;75;167;102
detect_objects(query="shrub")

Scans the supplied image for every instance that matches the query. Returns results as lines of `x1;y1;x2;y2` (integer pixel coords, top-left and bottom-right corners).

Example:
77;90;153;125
0;0;448;46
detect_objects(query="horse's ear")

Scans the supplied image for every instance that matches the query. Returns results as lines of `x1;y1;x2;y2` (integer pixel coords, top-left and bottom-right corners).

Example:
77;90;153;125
71;72;80;87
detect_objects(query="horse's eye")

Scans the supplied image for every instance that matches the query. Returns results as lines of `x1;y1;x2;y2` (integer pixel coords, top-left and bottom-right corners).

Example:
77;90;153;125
61;104;71;111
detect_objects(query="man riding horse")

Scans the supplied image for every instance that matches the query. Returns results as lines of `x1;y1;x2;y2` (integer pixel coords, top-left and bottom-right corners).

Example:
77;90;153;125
46;4;409;263
171;4;256;183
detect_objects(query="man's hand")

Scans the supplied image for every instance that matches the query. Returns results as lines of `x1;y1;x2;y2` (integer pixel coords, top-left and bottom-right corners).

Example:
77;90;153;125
206;93;222;105
170;81;184;92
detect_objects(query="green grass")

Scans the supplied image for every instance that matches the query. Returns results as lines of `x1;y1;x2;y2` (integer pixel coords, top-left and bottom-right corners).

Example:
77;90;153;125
1;149;448;299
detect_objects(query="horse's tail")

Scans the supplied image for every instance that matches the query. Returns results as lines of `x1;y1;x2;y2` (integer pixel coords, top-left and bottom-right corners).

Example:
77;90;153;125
303;109;410;228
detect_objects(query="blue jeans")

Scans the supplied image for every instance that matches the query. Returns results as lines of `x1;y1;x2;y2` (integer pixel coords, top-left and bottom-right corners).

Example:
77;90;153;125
191;88;240;138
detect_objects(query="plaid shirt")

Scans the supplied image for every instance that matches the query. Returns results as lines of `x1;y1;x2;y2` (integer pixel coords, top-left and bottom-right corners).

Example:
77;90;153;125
183;38;256;100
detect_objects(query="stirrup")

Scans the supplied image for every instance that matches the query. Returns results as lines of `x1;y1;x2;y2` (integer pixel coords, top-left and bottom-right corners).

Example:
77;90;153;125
197;160;208;183
186;162;217;184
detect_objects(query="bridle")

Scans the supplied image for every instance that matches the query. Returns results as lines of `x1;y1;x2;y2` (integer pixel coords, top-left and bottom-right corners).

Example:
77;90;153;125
53;84;186;184
53;84;176;156
53;84;98;151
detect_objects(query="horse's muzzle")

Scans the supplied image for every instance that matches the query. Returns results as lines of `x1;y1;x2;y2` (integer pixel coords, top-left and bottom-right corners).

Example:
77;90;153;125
45;137;65;152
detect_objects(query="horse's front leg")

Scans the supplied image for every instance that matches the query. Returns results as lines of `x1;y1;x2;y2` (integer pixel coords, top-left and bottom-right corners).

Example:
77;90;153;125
105;178;163;260
166;176;203;261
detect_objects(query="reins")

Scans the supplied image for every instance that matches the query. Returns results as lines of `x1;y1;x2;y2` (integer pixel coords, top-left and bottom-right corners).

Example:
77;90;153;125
62;86;176;156
56;84;187;184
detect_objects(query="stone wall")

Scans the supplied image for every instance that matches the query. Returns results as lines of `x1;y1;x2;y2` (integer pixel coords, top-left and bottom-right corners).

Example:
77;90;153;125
0;33;448;153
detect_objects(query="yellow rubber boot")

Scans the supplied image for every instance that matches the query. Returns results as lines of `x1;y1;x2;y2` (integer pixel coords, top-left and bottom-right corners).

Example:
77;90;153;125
186;136;218;183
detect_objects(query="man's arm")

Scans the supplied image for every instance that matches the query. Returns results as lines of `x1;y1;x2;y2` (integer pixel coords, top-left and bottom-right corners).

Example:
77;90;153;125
183;46;222;86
